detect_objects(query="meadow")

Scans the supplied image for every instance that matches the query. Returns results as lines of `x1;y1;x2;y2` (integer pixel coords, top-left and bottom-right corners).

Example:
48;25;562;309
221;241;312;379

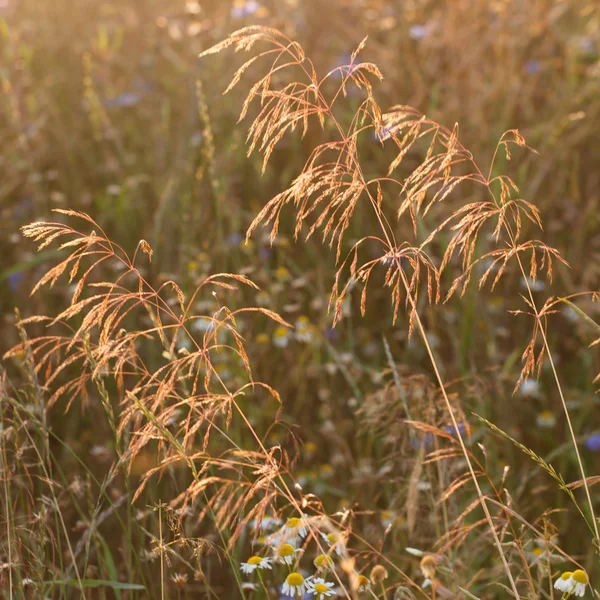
1;1;600;598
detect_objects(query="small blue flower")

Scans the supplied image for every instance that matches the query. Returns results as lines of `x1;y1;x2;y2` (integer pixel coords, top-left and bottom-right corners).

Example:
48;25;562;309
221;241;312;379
443;422;467;437
411;433;434;449
231;0;259;18
103;92;142;109
227;232;243;247
324;327;337;341
525;60;540;75
7;271;24;292
585;434;600;452
409;24;430;40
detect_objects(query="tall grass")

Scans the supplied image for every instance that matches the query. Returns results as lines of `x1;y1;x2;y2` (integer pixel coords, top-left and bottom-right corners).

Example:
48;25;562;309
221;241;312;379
2;3;600;599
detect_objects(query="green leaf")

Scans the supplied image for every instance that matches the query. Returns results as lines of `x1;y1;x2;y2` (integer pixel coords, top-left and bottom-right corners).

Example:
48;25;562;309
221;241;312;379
44;579;146;590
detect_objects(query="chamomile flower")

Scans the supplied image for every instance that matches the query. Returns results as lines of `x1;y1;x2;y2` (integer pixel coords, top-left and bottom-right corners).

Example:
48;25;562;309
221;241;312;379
282;572;309;597
314;553;335;570
274;543;300;565
307;577;335;598
273;326;291;348
284;516;308;541
240;555;272;575
536;410;556;428
571;570;589;597
321;531;346;556
554;571;574;593
356;574;371;593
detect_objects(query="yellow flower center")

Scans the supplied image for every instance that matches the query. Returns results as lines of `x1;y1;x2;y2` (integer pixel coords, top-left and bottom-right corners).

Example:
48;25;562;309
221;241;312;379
314;554;334;568
561;571;573;580
287;517;302;528
315;583;329;593
280;543;295;557
287;572;304;586
247;556;262;565
357;575;369;587
326;533;336;543
572;570;589;584
532;547;543;556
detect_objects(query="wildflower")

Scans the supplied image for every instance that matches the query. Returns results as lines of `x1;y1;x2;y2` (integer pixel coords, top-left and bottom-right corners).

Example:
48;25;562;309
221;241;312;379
250;515;281;531
526;59;541;75
275;266;291;282
282;572;309;597
554;571;574;593
585;434;600;451
307;577;335;598
104;92;142;109
370;565;388;585
536;410;556;428
274;543;300;565
314;553;334;570
520;276;546;293
256;332;270;344
231;0;259;18
528;546;545;564
319;464;335;479
170;572;188;589
443;421;467;437
273;326;291;348
321;531;346;556
7;271;24;292
356;574;371;593
304;441;317;456
284;516;308;540
572;570;589;596
409;24;430;40
240;555;272;574
420;555;437;580
519;378;540;397
295;316;315;343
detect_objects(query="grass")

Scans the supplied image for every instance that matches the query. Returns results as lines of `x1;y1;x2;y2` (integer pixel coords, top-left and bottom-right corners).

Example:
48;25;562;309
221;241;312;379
1;1;600;599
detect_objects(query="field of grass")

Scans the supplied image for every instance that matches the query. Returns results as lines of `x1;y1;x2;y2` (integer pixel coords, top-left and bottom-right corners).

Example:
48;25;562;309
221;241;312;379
2;1;600;598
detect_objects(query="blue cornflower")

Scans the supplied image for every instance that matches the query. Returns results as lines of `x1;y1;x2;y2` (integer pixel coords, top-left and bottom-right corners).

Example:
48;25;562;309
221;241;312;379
585;434;600;452
7;271;24;292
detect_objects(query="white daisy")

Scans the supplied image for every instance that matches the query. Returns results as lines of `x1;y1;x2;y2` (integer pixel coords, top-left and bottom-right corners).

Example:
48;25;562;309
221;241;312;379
321;531;346;556
356;574;371;593
273;542;300;565
282;572;309;597
554;571;574;593
314;553;335;570
571;570;589;597
307;577;335;598
282;516;308;542
240;555;272;575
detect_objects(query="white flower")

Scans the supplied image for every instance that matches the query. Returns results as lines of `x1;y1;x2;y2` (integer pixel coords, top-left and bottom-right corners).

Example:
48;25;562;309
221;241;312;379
249;515;281;531
282;572;309;597
273;542;300;565
273;326;290;348
536;410;556;428
356;574;371;593
519;378;540;397
295;316;315;343
282;516;308;541
308;577;335;598
554;571;574;593
321;531;346;556
240;555;272;574
571;570;589;597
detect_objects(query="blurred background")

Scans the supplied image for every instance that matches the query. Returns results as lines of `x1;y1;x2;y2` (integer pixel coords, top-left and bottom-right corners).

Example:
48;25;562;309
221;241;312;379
2;0;600;597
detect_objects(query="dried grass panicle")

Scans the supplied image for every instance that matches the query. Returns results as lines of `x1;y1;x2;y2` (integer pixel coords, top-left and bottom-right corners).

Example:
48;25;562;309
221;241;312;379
200;27;587;596
8;210;292;532
202;28;564;356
